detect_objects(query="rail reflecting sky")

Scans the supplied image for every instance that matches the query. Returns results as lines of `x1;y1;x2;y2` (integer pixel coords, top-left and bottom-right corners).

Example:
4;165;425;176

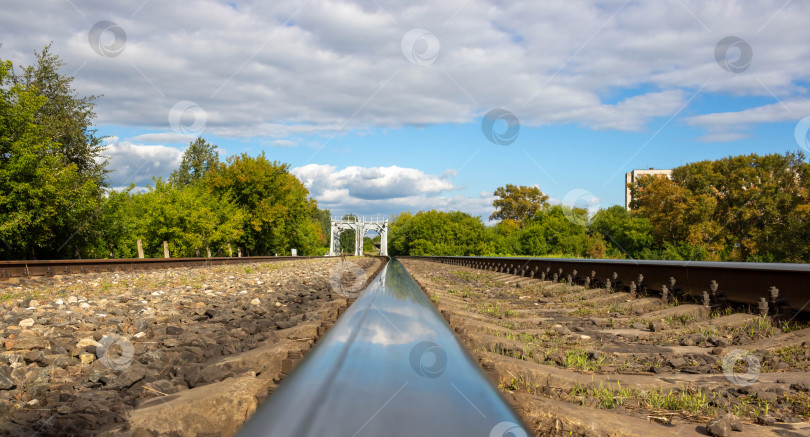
238;260;527;437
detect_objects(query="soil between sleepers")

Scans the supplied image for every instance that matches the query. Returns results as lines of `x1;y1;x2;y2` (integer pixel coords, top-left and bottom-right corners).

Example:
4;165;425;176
399;258;810;437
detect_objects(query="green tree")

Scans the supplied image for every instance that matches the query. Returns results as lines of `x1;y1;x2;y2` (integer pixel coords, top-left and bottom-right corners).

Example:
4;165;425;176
629;152;810;262
490;184;549;227
516;205;606;258
388;212;413;255
388;210;490;256
206;152;323;255
134;178;245;257
630;175;715;244
338;213;357;254
311;206;331;248
0;57;102;259
590;205;654;258
170;137;219;186
13;44;106;186
93;186;139;258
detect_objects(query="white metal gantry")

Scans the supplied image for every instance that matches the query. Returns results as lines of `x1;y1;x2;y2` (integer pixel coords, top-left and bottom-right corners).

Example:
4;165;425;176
329;216;388;256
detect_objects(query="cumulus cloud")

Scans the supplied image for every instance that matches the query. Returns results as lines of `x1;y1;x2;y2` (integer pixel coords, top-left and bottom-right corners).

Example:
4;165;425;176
293;164;458;200
98;141;183;186
292;164;494;217
2;0;807;140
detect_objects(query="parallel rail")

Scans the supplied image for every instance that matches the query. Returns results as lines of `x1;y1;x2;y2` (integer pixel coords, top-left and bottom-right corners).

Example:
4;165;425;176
0;256;324;279
405;256;810;313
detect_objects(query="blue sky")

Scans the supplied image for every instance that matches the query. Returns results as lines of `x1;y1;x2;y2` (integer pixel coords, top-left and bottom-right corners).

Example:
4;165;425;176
2;0;809;220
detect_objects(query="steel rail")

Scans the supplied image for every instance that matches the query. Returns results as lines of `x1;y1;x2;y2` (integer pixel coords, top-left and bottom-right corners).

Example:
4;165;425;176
0;256;324;279
404;256;810;314
237;260;528;437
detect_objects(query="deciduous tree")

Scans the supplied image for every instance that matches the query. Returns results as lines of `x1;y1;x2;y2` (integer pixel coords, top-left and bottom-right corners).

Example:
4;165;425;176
170;137;219;186
206;152;323;255
0;57;102;259
490;184;549;227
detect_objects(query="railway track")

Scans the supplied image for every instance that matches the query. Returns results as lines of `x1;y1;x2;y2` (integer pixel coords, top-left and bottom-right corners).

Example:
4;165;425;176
399;257;810;436
3;254;808;435
407;256;810;315
0;256;322;279
238;260;529;436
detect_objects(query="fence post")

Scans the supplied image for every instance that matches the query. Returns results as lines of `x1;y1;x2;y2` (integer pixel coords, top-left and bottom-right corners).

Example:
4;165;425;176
238;247;243;257
207;247;212;258
228;243;233;257
163;241;170;258
137;240;144;259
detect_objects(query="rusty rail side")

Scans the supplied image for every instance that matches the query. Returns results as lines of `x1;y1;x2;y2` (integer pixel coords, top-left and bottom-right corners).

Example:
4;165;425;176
403;256;810;313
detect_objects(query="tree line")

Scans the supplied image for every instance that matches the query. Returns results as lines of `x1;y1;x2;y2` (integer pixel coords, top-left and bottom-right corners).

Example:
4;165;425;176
4;45;808;262
389;152;810;263
1;46;330;259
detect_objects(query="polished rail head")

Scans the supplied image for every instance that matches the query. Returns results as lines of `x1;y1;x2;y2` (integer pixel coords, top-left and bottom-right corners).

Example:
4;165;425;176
237;260;529;436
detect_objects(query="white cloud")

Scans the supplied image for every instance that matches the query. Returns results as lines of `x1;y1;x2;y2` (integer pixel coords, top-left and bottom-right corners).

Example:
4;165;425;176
685;99;810;128
293;164;458;200
3;0;808;140
292;164;494;217
98;141;183;186
683;99;810;142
